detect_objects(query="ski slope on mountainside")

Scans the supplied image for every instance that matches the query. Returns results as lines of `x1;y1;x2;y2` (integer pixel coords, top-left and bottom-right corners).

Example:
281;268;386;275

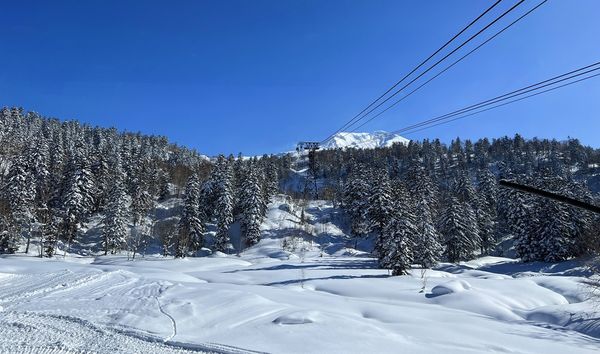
0;197;599;353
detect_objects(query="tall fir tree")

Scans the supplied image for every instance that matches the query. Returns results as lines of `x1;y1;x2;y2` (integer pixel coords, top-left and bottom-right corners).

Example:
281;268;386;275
2;156;36;253
367;170;394;235
439;196;480;263
413;197;442;269
343;162;371;246
176;174;205;257
213;155;234;252
240;167;267;248
61;154;96;252
380;209;416;276
102;170;130;255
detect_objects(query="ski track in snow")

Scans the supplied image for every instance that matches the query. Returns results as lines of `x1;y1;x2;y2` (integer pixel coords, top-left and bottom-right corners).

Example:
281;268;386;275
0;311;263;354
155;285;178;343
0;269;261;354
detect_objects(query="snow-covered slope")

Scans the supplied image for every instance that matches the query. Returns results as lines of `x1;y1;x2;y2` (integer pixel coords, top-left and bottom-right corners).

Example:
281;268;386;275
322;131;409;150
1;197;599;353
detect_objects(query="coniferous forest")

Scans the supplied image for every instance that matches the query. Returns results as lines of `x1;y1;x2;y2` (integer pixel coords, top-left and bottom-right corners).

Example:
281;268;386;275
0;107;280;258
1;107;599;276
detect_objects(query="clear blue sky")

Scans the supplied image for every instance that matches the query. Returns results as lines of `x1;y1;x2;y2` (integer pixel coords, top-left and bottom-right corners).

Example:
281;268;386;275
2;0;599;155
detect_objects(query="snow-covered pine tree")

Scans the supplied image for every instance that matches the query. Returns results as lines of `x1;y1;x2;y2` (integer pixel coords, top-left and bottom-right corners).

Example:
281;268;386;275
231;153;245;216
380;209;416;276
61;153;96;253
157;168;171;201
264;159;279;202
474;196;495;255
102;161;130;255
176;174;205;257
43;214;60;257
536;197;572;262
508;187;540;262
475;167;498;253
213;155;234;252
0;206;19;254
91;150;112;212
2;155;36;253
439;196;480;263
343;162;371;247
199;178;216;220
413;197;442;269
367;170;394;235
453;171;477;208
130;170;154;258
240;167;267;248
562;178;595;257
28;140;51;205
27;140;52;256
525;172;580;262
406;161;438;215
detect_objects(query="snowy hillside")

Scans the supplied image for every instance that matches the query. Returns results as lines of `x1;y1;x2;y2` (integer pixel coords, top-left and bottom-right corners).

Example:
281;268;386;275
1;196;599;353
321;131;409;150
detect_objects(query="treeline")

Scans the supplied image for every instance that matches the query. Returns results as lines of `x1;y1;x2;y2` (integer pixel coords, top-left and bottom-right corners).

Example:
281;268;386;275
0;107;279;257
313;135;600;274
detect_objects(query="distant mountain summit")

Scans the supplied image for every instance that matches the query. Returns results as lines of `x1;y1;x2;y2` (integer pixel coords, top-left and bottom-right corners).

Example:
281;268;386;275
321;131;410;150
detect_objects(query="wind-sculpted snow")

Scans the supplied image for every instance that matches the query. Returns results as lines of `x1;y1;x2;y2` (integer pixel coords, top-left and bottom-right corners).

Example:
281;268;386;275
0;199;599;353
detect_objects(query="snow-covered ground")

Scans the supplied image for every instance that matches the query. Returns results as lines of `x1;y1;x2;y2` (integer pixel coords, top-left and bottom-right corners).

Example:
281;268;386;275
1;197;599;353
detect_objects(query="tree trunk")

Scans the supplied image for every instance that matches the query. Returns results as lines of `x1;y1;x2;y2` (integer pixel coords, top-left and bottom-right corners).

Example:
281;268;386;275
25;225;31;254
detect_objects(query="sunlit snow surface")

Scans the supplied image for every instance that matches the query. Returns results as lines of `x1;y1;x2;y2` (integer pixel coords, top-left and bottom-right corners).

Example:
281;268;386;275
0;198;599;353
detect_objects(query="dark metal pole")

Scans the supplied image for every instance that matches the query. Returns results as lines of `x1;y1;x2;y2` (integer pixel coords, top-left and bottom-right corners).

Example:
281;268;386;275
499;180;600;215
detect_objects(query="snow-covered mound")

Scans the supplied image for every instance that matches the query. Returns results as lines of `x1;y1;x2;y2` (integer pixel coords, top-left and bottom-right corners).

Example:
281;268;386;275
322;131;409;150
431;279;472;296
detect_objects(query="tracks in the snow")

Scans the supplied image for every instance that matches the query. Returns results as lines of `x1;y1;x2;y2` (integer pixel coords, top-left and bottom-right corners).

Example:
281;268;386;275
0;311;221;353
155;286;178;342
0;270;266;354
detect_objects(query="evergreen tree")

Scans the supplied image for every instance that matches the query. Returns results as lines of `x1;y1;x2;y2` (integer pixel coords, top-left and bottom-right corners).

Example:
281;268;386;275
3;156;36;253
536;198;572;262
509;188;540;262
439;197;480;262
130;174;154;257
413;197;442;269
176;174;205;257
61;154;96;252
367;170;394;234
476;167;498;251
0;211;19;254
474;195;495;255
264;159;279;201
213;156;234;252
343;162;371;246
240;168;267;248
380;210;416;276
102;176;130;255
102;160;131;255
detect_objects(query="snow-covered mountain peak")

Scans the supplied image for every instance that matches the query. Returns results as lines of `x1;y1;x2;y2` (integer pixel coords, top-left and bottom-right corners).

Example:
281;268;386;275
322;131;409;150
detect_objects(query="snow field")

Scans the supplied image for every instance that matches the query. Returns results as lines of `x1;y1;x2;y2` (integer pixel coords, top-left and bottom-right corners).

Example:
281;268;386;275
0;197;598;353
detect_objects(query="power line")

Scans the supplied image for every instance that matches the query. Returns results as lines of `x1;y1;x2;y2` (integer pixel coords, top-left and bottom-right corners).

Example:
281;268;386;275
389;65;600;136
392;62;600;134
349;0;548;133
398;72;600;135
499;180;600;214
318;0;505;144
322;0;526;143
